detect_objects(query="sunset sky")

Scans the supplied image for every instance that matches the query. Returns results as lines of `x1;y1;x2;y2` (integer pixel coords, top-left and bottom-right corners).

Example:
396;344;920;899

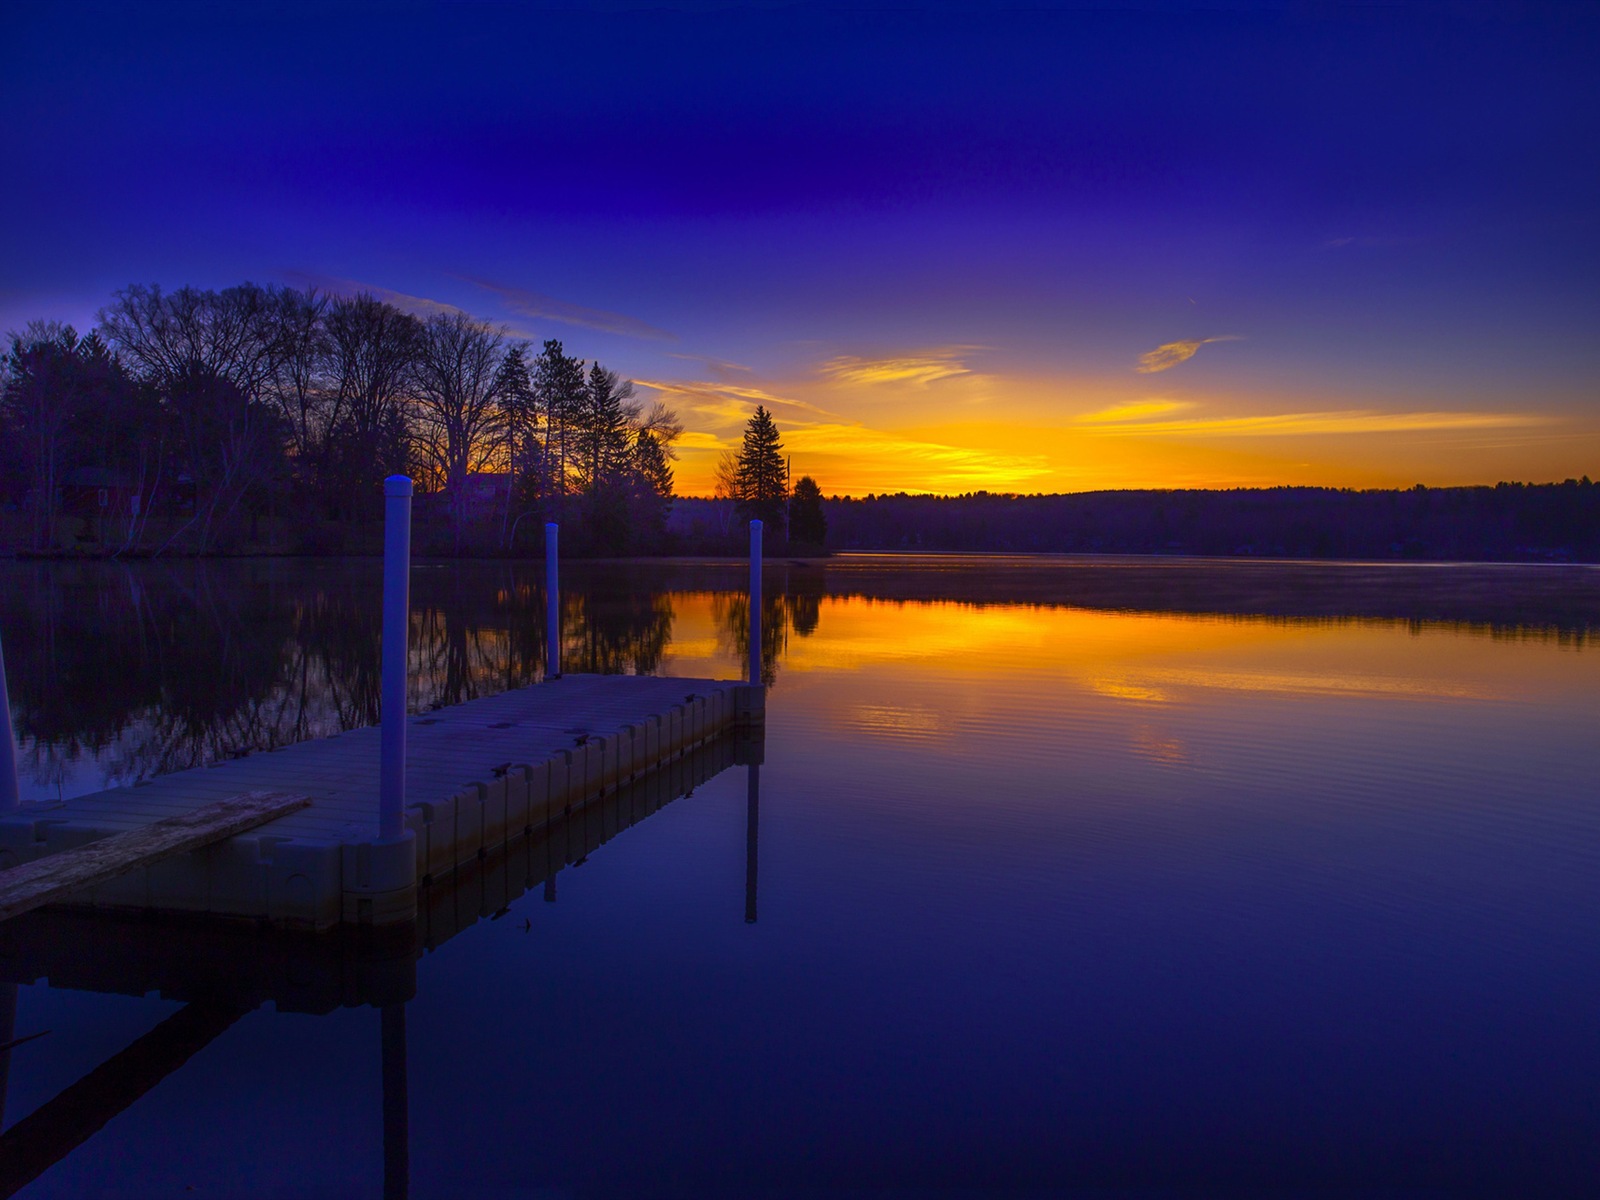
4;0;1597;496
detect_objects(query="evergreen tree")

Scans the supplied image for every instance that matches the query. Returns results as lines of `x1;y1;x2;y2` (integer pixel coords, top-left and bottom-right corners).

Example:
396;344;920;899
574;363;633;495
633;429;675;538
494;342;536;485
789;474;827;546
733;405;787;526
532;339;586;501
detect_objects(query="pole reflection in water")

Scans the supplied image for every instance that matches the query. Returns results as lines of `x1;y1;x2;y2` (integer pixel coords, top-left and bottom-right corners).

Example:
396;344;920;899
745;763;759;925
382;1003;409;1200
0;1002;246;1198
0;982;16;1127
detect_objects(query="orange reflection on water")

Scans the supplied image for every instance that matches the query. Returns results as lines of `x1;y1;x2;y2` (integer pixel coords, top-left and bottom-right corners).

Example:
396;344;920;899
661;591;1593;806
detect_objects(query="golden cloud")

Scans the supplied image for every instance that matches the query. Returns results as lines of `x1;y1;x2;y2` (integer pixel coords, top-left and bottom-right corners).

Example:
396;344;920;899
1080;409;1554;438
1135;335;1242;374
633;379;843;424
821;348;979;387
1074;399;1195;423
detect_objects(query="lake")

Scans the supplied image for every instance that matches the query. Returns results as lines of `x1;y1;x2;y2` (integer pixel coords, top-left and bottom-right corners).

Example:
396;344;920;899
1;555;1597;1197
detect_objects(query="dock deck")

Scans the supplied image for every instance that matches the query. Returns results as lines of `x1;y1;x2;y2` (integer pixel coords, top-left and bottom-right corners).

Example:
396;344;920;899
0;674;760;929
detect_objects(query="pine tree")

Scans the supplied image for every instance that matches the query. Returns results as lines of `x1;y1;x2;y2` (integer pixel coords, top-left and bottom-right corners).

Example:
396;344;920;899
574;364;632;495
493;342;536;501
633;429;675;537
532;339;587;500
733;405;787;526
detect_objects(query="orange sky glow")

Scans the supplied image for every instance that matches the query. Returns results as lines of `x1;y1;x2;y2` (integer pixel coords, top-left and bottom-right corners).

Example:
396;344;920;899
645;353;1599;497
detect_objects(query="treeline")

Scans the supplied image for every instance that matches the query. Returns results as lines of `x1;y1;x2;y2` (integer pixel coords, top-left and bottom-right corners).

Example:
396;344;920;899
812;483;1600;562
0;283;679;556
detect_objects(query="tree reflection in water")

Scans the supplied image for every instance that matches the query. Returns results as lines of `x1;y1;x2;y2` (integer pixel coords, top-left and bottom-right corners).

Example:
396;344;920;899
0;559;694;793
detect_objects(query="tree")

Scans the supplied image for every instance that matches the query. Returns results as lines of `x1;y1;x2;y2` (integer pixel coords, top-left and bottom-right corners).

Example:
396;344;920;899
3;322;85;549
99;283;285;551
631;429;675;542
262;286;330;476
733;405;787;527
573;363;633;497
494;345;535;480
323;293;421;521
531;339;587;504
790;475;827;547
411;311;508;549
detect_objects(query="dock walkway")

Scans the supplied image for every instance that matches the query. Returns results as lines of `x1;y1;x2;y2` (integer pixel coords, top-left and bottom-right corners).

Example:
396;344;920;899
0;674;759;929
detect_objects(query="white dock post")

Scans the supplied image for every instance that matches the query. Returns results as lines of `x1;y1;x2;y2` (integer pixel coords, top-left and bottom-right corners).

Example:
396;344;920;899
0;624;18;813
545;522;561;680
380;476;412;840
748;519;763;686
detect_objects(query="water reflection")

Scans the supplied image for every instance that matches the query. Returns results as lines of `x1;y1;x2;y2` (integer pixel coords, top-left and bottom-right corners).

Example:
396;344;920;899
2;556;1593;799
0;732;745;1196
0;557;1596;1195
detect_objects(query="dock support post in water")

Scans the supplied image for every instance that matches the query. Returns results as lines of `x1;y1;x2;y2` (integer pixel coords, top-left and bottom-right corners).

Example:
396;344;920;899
749;519;763;686
0;624;17;813
382;1003;410;1200
381;476;413;840
546;522;561;680
745;764;759;924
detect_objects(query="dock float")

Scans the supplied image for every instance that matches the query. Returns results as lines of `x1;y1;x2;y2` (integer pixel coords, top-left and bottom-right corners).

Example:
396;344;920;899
0;674;761;930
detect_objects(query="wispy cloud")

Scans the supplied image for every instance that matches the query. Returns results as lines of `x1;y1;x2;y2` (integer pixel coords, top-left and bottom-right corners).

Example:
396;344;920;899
667;352;754;380
633;378;844;424
822;347;981;387
465;277;675;342
1081;409;1553;438
286;272;475;321
1074;399;1195;424
1135;335;1242;374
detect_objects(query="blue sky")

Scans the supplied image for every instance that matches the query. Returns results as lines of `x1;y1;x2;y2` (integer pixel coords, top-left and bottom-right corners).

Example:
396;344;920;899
4;0;1597;492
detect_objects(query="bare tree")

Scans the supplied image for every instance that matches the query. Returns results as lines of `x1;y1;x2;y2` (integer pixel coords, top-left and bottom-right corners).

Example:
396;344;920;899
99;283;285;551
262;287;330;473
411;311;507;548
323;293;422;519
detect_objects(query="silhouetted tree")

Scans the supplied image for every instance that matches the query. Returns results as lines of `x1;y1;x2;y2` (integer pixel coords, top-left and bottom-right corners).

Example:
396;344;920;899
733;405;787;527
323;292;421;522
532;339;587;508
3;322;91;548
789;475;827;547
412;311;507;548
99;283;287;550
494;341;538;544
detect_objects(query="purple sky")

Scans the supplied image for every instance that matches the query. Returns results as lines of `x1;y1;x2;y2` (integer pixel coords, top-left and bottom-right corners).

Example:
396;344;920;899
5;1;1597;493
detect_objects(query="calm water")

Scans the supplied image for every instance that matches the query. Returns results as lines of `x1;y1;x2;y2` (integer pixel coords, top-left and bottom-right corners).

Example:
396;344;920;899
1;556;1597;1197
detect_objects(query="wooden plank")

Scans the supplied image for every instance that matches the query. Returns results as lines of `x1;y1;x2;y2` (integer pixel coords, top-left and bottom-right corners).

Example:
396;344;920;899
0;791;310;924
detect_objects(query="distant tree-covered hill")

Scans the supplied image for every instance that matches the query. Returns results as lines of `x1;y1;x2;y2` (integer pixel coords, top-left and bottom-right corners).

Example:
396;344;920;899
672;481;1599;562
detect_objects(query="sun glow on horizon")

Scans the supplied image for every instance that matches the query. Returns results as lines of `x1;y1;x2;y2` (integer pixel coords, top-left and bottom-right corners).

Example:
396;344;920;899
646;360;1598;497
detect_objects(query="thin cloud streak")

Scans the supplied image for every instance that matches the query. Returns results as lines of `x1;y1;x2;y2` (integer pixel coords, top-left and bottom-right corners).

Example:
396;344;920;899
822;348;980;387
466;277;676;342
634;378;845;422
1074;399;1195;423
666;352;754;379
1080;409;1555;437
1136;335;1242;374
286;272;476;322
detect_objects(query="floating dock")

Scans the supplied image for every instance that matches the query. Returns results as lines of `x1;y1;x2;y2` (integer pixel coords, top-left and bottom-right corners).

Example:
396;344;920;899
0;674;761;930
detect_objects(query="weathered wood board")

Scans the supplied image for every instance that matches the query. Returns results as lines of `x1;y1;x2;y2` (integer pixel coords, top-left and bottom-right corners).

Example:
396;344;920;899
0;792;310;923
